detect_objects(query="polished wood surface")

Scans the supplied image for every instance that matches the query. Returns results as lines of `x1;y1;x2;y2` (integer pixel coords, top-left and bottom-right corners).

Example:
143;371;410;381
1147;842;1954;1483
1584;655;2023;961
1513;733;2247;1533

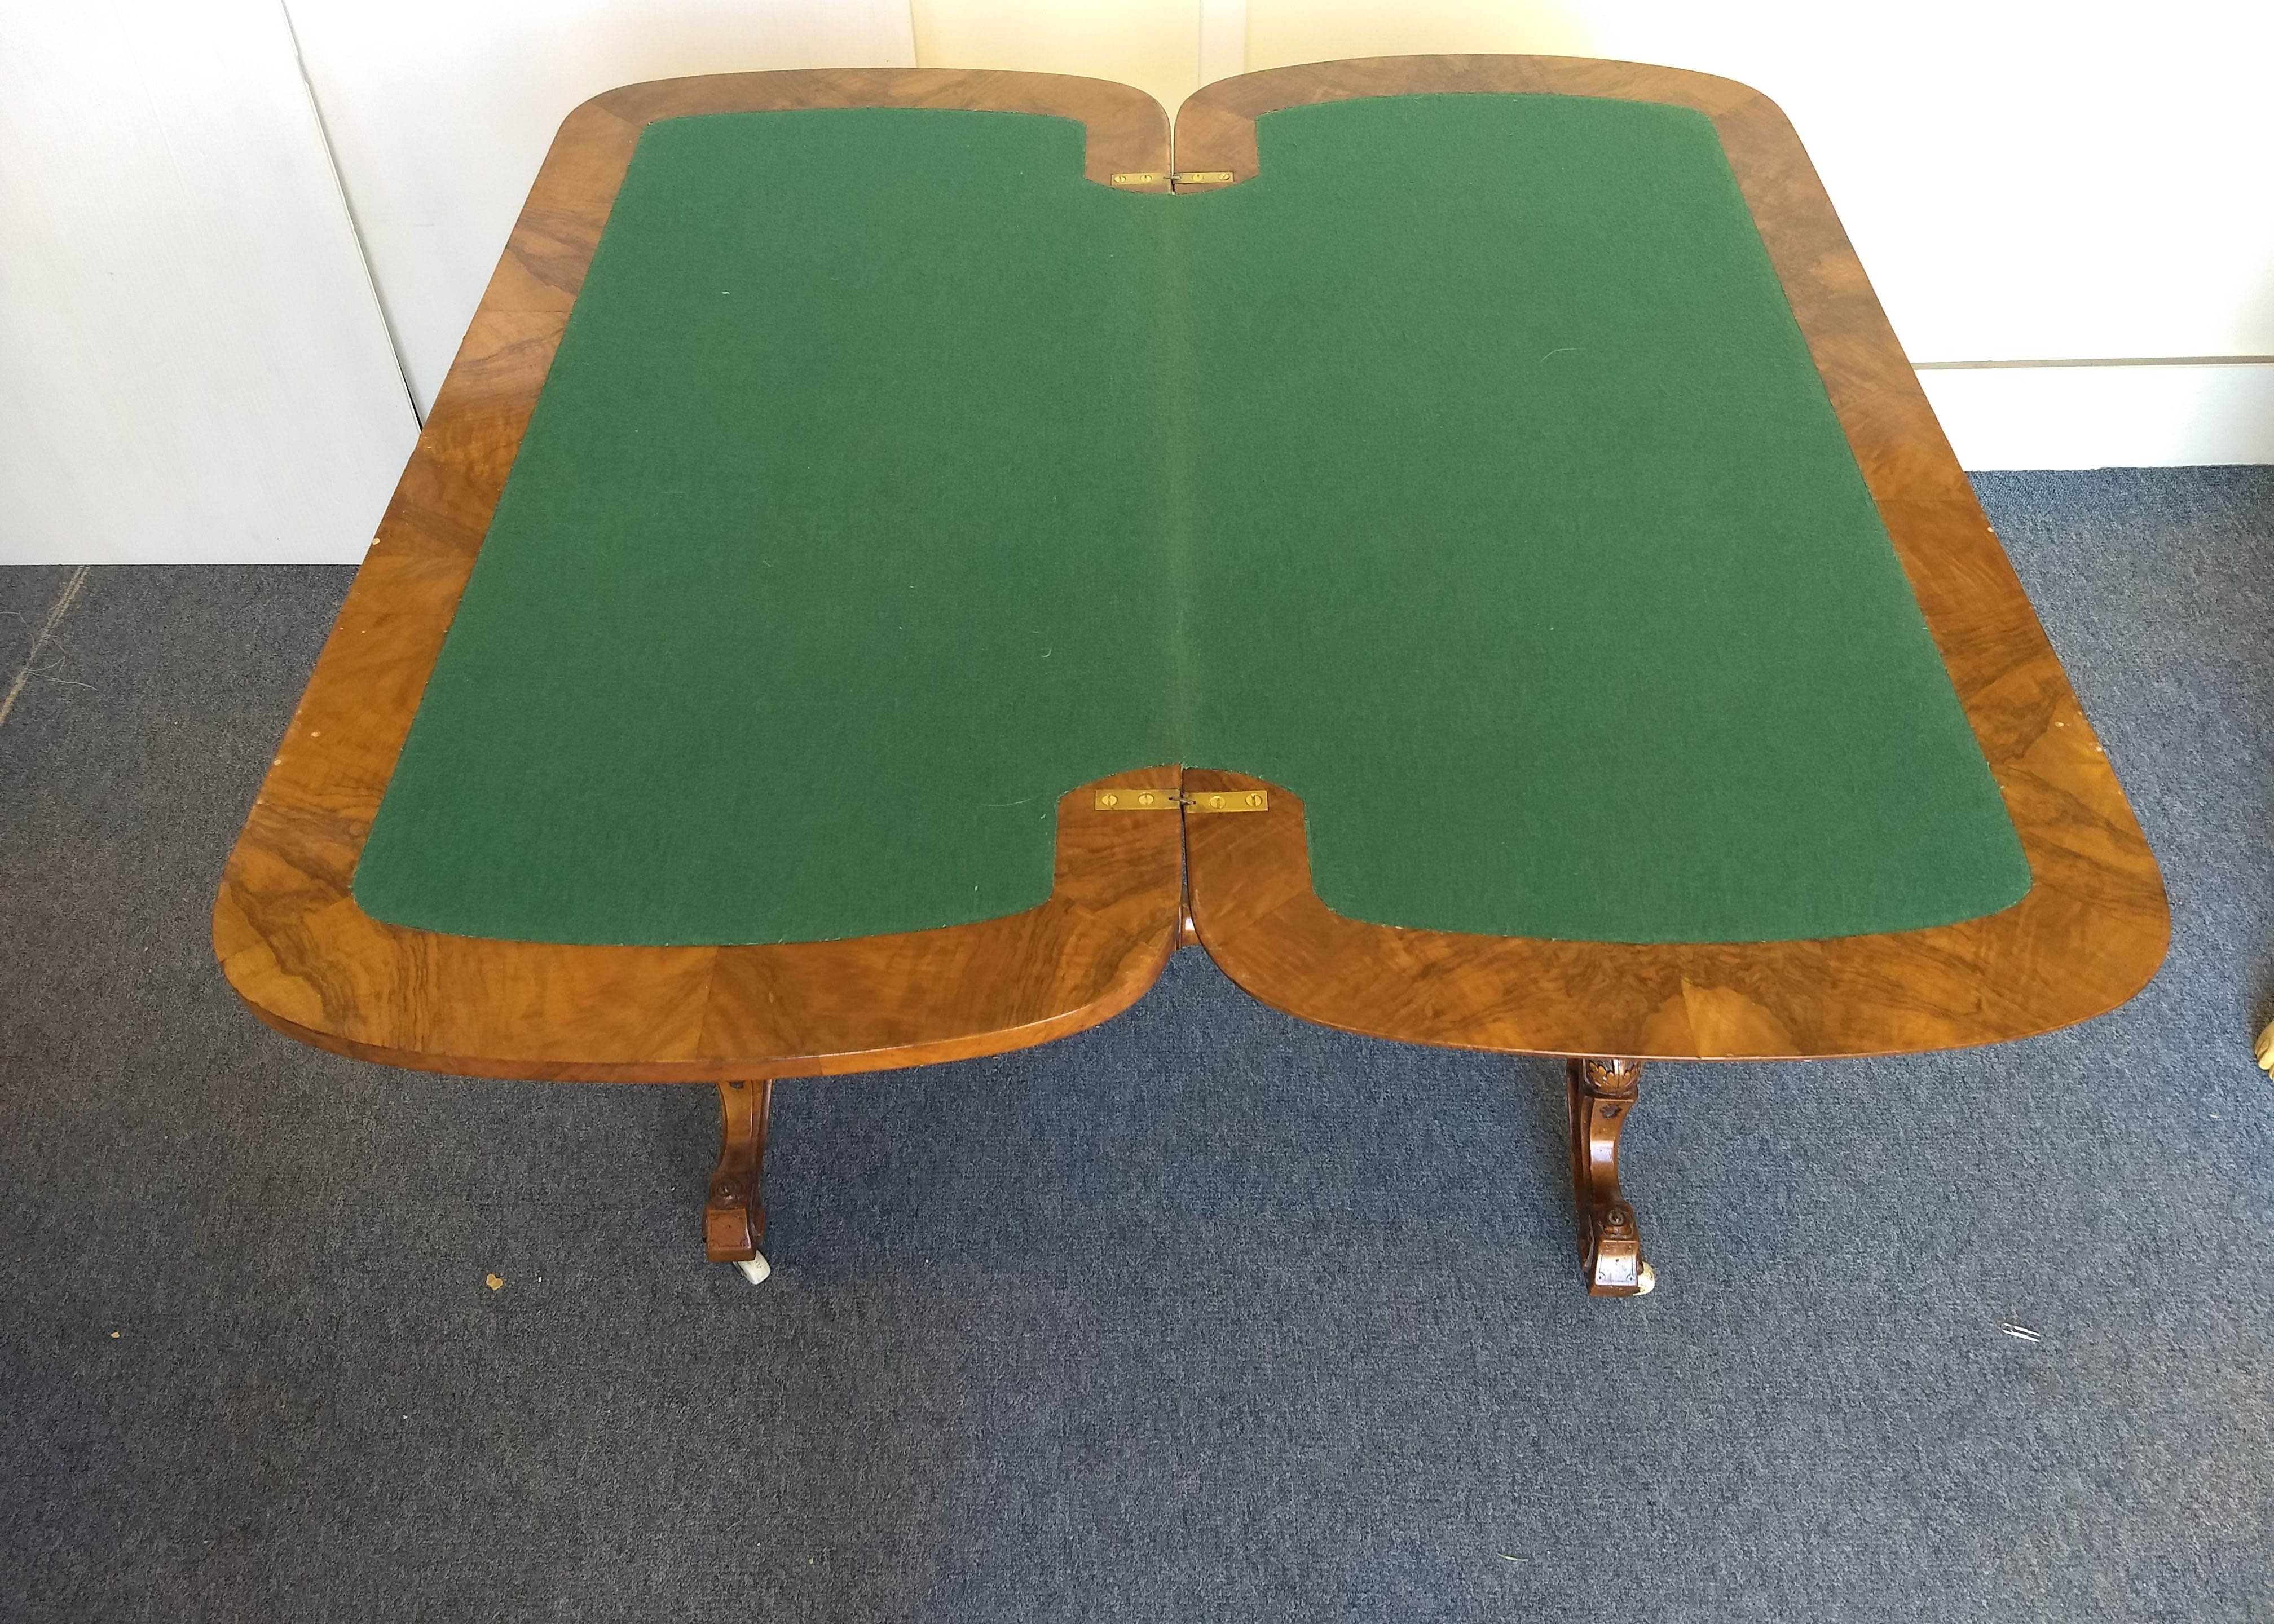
1176;58;2167;1058
213;71;1183;1083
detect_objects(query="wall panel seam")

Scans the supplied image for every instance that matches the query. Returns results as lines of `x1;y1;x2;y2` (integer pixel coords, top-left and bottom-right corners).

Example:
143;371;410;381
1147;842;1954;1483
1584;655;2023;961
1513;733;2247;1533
275;0;424;428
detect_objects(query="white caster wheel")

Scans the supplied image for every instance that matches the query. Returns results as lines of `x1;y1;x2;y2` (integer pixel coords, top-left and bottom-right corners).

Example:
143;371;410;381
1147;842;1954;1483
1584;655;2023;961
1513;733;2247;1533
735;1252;772;1286
1634;1262;1657;1296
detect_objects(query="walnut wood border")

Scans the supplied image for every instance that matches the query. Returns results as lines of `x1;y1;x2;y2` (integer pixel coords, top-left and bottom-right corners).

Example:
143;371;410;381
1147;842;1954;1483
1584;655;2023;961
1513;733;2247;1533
212;70;1181;1083
1175;56;2169;1059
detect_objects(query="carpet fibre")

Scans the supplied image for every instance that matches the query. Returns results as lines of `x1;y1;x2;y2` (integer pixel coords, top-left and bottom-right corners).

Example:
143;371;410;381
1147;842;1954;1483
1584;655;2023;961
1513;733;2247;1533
2;469;2269;1622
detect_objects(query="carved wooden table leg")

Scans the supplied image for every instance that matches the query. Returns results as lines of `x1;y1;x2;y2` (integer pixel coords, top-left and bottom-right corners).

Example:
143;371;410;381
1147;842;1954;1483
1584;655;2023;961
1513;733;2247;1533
1567;1057;1655;1298
704;1078;773;1285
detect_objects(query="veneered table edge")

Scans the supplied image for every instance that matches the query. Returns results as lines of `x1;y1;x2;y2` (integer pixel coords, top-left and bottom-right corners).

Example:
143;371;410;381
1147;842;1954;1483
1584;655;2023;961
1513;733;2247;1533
1173;56;2170;1060
211;70;1183;1083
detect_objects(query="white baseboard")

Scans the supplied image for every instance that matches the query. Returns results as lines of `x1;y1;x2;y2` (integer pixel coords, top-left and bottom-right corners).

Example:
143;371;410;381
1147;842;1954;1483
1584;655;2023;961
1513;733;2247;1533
1915;361;2274;470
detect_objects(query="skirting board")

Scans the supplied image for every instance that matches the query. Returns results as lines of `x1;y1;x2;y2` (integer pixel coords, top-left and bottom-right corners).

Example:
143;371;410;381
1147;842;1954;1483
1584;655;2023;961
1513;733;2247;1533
1916;361;2274;471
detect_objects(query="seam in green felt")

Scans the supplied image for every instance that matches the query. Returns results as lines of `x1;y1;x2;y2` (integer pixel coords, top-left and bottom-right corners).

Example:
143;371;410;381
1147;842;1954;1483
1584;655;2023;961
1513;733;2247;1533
354;96;2028;948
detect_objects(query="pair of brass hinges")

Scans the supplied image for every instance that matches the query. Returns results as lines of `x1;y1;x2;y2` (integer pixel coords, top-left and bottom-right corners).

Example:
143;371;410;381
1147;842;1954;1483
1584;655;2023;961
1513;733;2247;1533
1094;787;1268;814
1109;171;1237;188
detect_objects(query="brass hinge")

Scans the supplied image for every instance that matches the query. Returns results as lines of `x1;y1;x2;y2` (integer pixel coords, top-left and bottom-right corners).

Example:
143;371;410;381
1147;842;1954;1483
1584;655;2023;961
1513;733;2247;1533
1173;170;1235;187
1109;171;1166;187
1095;787;1268;813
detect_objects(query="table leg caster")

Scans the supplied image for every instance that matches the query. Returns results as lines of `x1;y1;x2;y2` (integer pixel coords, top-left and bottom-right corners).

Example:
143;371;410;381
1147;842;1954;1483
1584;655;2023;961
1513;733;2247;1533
705;1079;774;1279
1568;1057;1656;1298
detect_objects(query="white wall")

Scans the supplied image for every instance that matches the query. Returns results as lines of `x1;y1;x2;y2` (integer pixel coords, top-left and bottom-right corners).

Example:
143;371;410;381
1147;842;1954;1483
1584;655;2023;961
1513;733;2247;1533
0;1;416;564
910;0;1200;140
284;0;915;414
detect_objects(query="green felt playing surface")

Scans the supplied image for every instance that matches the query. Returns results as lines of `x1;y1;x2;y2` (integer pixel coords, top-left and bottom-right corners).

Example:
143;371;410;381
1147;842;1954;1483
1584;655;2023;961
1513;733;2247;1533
354;96;2030;948
1178;96;2028;940
356;111;1181;946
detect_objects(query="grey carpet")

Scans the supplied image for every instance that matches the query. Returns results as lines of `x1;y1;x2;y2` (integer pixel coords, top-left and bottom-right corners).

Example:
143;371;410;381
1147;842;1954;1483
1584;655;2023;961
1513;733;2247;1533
2;469;2268;1622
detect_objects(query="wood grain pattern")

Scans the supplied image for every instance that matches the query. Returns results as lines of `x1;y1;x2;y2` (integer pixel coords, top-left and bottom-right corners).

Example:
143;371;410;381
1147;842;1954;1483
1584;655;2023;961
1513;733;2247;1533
213;71;1183;1083
1175;56;2168;1058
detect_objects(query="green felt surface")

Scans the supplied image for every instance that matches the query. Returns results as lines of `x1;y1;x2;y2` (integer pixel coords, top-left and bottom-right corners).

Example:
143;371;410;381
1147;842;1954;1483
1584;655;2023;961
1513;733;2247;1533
356;111;1180;945
1179;95;2029;940
355;96;2029;948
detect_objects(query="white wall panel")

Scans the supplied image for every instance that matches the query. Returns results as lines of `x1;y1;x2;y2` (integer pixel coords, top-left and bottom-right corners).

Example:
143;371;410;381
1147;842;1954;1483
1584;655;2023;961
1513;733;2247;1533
0;1;417;564
912;0;1200;134
1198;0;1247;92
285;0;916;413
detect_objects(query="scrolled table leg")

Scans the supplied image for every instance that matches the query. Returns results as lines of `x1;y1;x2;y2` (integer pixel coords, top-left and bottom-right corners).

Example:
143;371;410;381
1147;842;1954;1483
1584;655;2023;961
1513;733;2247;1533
705;1078;773;1283
1567;1057;1655;1298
